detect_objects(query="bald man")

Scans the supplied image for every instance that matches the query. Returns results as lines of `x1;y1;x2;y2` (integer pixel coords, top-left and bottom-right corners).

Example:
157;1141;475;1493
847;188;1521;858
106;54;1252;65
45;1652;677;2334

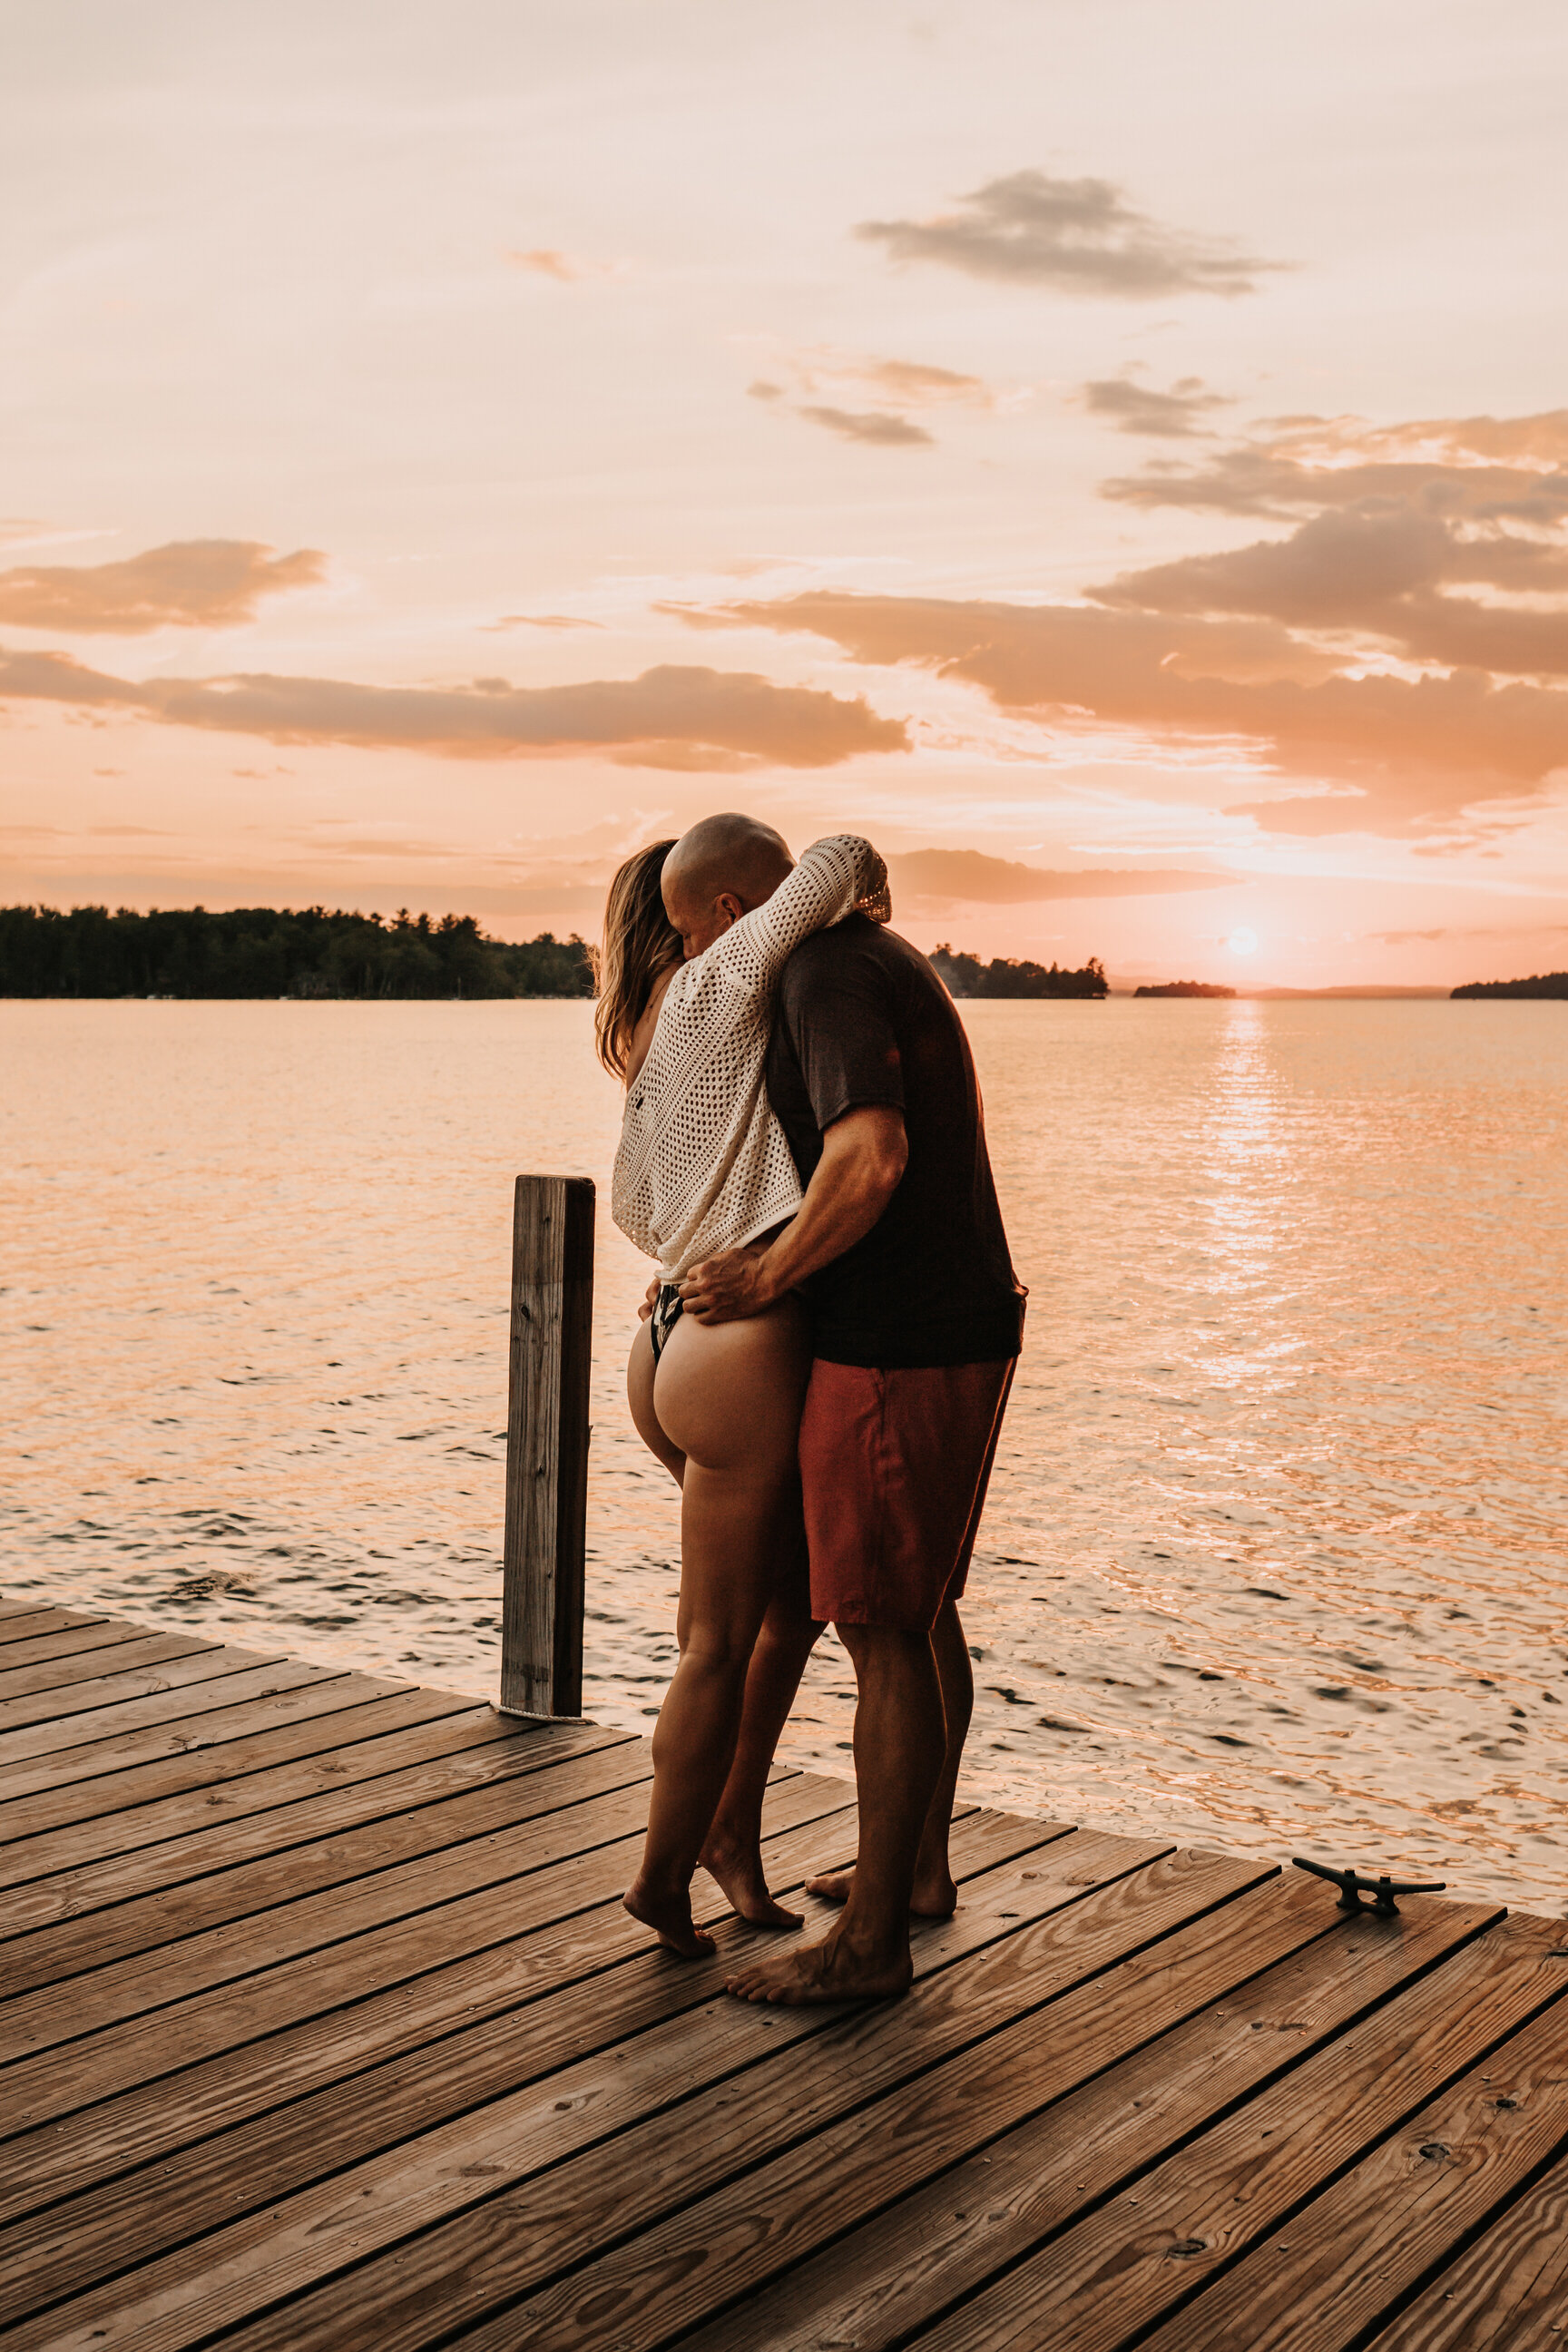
665;811;1024;2004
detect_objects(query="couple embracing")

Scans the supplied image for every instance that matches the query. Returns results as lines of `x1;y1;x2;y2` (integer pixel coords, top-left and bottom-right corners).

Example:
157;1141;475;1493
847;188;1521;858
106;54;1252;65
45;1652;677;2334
598;815;1024;2004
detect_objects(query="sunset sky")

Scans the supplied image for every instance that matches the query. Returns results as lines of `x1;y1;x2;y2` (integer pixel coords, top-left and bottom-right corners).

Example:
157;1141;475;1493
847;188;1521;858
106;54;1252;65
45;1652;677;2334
5;0;1568;986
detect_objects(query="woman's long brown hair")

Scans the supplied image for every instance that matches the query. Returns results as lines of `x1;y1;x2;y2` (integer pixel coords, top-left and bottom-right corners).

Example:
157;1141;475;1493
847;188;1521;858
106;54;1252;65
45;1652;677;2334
593;838;681;1078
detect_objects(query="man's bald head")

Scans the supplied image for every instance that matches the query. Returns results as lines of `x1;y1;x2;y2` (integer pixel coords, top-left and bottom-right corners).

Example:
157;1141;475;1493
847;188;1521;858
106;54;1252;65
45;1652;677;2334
662;811;794;957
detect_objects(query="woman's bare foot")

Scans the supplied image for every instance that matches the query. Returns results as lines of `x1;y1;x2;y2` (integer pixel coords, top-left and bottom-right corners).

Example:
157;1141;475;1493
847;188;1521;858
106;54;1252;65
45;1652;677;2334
622;1879;716;1958
698;1832;805;1929
803;1863;958;1920
725;1928;913;2005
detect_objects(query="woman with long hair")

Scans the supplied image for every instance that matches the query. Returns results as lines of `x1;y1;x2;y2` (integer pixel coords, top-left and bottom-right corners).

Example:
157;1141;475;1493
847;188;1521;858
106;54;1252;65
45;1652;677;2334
598;815;887;1956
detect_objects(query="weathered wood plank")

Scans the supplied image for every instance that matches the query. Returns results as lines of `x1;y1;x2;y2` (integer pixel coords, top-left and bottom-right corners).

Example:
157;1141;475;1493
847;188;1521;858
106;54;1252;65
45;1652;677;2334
5;1829;1163;2352
205;1843;1244;2352
0;1656;328;1772
0;1620;166;1677
0;1703;550;1897
911;1911;1568;2352
501;1171;593;1720
1365;2141;1568;2350
0;1718;619;1917
0;1608;105;1642
0;1678;469;1831
0;1792;869;2316
0;1731;652;1991
679;1890;1498;2352
0;1782;866;2234
0;1634;235;1726
0;1761;682;2061
1139;1980;1568;2352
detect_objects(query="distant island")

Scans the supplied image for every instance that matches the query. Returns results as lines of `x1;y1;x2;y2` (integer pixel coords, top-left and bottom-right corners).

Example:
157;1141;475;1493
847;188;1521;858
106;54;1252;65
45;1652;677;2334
932;946;1107;999
1132;980;1236;999
0;904;593;999
1451;970;1568;1000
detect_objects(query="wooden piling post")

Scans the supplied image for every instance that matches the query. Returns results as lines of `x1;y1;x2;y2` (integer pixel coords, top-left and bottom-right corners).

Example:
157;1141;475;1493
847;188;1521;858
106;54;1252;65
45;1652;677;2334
499;1174;594;1720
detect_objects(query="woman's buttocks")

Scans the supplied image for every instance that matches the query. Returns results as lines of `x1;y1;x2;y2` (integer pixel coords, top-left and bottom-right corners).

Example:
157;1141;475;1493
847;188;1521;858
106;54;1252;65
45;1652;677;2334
652;1297;810;1475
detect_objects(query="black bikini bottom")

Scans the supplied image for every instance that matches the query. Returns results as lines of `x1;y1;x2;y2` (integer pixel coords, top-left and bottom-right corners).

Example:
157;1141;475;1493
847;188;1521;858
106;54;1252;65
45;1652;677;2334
649;1281;683;1364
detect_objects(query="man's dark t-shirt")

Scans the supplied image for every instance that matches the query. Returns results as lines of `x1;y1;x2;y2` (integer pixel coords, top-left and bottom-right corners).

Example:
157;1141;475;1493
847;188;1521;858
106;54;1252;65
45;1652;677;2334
766;916;1024;1368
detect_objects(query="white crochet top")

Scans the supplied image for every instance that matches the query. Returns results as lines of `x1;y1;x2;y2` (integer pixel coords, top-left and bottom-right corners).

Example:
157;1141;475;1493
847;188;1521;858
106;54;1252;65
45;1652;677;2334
611;834;889;1280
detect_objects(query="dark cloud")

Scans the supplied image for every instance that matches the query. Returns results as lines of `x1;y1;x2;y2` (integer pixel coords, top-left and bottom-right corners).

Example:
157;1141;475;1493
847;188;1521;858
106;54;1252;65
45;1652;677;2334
722;588;1568;833
856;170;1283;299
0;540;327;634
0;647;907;770
795;406;935;447
1083;375;1231;438
888;849;1237;903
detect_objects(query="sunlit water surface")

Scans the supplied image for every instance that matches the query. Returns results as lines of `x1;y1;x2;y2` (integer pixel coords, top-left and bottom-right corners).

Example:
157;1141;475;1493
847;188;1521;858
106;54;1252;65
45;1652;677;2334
4;997;1565;1911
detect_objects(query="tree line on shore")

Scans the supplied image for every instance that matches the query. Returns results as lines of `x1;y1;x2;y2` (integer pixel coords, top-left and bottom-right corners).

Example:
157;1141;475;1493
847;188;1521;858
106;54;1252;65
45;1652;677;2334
1450;971;1568;1000
0;904;1112;1001
930;945;1108;999
0;904;594;999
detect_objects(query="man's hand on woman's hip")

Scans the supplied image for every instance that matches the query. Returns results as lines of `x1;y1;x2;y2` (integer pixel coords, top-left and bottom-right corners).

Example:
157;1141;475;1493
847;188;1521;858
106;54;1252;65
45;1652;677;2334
678;1245;779;1324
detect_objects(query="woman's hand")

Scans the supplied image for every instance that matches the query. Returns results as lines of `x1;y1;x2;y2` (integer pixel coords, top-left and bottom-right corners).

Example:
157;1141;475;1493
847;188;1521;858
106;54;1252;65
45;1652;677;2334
638;1277;660;1324
678;1244;779;1324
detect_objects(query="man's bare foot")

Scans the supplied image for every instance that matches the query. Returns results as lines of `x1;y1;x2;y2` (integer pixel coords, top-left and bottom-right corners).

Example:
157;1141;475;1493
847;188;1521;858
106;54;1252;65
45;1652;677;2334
698;1833;804;1930
803;1864;958;1920
622;1879;716;1959
724;1930;913;2005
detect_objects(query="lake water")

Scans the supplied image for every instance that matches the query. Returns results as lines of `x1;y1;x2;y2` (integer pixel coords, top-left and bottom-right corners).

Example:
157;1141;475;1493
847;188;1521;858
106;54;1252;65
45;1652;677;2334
4;995;1566;1912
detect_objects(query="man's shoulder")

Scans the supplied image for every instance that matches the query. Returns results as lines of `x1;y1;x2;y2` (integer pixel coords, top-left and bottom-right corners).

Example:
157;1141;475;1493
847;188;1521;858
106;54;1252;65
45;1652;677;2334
781;917;937;1002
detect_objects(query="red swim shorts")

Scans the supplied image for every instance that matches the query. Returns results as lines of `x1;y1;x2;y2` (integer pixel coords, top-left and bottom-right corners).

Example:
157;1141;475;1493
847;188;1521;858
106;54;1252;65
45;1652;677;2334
797;1357;1016;1631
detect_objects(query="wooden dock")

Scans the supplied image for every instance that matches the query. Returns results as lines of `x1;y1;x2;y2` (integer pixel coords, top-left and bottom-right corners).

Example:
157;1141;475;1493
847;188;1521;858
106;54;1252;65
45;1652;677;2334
3;1600;1567;2351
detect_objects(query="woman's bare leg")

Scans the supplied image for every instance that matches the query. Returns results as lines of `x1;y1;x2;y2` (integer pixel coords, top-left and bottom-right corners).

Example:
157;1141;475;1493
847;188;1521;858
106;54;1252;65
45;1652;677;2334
700;1587;823;1928
622;1299;809;1956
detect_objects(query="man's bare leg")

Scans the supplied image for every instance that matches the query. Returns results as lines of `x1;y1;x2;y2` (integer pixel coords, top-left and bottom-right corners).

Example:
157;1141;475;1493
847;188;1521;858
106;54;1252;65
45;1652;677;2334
725;1621;946;2004
698;1592;822;1929
805;1597;972;1917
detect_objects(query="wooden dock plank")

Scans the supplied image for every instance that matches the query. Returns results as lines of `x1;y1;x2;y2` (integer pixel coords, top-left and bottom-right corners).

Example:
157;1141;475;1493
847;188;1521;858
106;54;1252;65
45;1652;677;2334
688;1891;1497;2352
0;1791;888;2318
505;1873;1344;2352
0;1785;866;2245
0;1724;645;1984
1139;1980;1568;2352
0;1678;475;1835
2;1830;1166;2352
0;1609;1544;2352
0;1634;241;1727
0;1608;105;1642
0;1782;829;2136
906;1911;1567;2352
1365;2141;1568;2350
0;1763;684;2061
194;1843;1250;2352
0;1619;173;1677
0;1627;217;1702
0;1704;578;1901
0;1657;348;1778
